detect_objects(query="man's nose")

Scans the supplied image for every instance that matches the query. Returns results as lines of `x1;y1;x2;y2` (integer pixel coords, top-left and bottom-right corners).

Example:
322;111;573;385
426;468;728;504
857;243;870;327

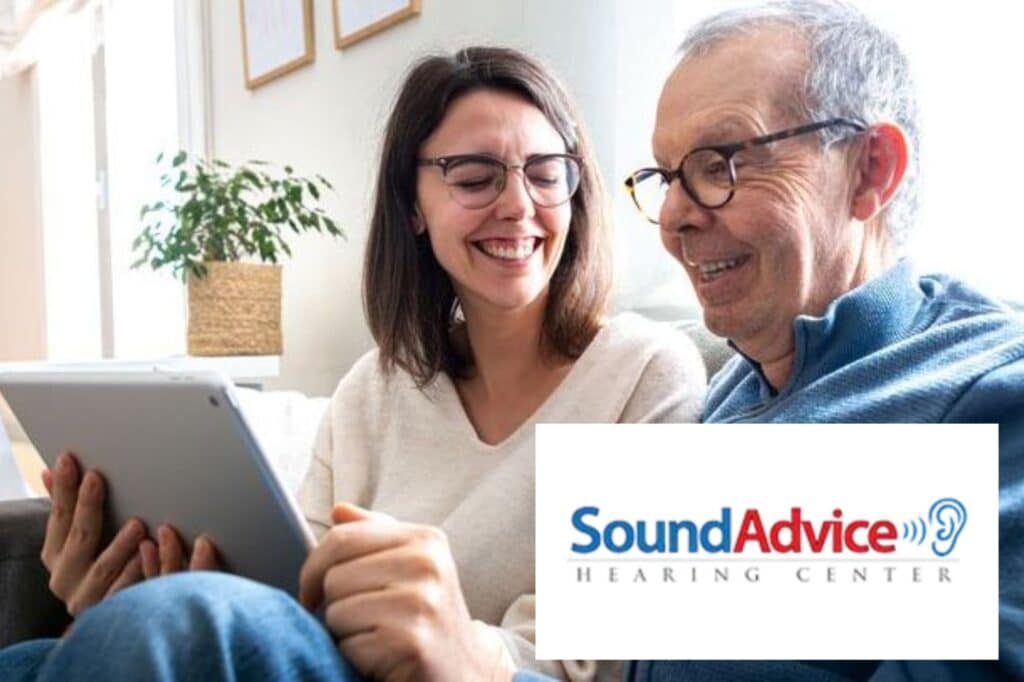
659;178;712;234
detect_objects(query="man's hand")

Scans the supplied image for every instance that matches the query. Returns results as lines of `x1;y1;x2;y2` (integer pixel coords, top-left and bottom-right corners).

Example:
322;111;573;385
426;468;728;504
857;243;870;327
298;503;515;682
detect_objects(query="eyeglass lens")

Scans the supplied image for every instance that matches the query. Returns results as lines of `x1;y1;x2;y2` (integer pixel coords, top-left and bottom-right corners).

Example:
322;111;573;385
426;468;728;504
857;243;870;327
630;149;734;222
442;156;580;209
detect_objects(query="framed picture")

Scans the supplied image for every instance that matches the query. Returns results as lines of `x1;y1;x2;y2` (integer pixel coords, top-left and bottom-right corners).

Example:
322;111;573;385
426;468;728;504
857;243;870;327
239;0;315;89
332;0;421;50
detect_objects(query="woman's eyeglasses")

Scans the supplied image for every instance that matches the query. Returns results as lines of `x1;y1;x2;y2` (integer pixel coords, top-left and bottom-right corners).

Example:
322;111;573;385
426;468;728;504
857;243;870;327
418;153;582;209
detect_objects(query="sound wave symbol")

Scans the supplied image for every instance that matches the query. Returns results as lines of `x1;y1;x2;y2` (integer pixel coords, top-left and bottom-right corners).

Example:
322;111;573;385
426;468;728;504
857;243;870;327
901;517;927;545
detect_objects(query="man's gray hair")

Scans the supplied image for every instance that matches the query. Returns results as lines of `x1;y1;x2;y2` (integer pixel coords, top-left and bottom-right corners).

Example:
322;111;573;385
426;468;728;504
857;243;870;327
678;0;920;250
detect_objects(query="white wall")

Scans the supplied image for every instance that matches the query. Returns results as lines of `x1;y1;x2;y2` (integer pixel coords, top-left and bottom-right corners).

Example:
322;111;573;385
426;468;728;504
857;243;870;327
0;68;47;362
205;0;669;396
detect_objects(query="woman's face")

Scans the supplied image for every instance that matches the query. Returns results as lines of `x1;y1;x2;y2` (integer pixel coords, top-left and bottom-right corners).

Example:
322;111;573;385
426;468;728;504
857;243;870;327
415;89;574;316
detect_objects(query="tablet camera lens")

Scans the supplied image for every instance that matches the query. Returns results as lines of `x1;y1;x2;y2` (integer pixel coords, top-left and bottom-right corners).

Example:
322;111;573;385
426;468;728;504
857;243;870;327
209;396;219;407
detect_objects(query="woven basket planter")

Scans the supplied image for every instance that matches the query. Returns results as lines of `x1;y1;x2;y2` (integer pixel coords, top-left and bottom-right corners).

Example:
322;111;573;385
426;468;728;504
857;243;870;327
187;262;282;356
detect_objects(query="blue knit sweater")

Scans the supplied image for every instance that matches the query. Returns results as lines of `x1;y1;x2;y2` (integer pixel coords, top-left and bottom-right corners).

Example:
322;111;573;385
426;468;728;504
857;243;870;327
632;260;1024;681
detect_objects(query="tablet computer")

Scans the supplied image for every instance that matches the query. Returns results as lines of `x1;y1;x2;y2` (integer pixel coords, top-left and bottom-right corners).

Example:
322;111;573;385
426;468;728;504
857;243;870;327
0;371;316;598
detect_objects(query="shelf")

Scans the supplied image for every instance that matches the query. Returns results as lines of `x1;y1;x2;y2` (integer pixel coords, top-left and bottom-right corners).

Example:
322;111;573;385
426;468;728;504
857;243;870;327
0;355;281;382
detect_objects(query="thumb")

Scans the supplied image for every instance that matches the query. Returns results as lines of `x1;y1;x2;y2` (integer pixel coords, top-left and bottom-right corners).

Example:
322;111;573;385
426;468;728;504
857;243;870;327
331;502;392;525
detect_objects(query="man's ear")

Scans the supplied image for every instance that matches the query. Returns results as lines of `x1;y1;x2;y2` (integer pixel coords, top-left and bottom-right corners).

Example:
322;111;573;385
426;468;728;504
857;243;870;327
850;122;909;223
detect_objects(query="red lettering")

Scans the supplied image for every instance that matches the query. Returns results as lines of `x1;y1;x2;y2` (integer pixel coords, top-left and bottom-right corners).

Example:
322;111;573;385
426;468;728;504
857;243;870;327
769;507;802;552
869;521;898;553
802;520;831;552
844;520;870;552
734;509;770;552
831;509;843;552
734;510;901;555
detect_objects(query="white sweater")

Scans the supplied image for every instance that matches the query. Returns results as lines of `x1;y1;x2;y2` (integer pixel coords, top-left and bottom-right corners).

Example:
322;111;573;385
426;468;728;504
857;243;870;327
297;313;706;680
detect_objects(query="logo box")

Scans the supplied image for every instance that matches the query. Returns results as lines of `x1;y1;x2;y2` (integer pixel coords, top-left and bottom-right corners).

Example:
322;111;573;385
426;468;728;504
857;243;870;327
535;423;999;661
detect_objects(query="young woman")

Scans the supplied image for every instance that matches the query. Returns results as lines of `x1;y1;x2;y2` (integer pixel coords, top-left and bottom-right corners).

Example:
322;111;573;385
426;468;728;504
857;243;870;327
0;47;705;682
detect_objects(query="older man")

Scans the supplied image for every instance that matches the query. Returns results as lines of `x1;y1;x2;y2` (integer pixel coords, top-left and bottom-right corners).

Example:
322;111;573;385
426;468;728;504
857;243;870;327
620;0;1024;680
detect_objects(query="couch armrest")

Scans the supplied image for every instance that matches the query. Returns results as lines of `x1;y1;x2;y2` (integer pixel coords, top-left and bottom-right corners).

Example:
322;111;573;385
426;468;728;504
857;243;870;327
0;498;71;647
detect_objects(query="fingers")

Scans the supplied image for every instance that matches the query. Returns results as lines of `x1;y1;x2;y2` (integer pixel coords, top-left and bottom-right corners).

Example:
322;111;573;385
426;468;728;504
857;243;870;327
331;502;392;525
322;544;427;605
105;553;144;597
141;530;219;577
41;468;53;496
67;518;145;612
139;539;159;579
47;468;108;600
299;519;408;610
189;536;222;571
338;630;414;682
41;452;81;570
325;584;424;639
62;470;107;565
157;526;187;575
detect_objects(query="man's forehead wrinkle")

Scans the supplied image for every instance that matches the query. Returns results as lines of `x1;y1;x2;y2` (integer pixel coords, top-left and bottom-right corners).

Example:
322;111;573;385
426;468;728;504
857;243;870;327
653;105;769;167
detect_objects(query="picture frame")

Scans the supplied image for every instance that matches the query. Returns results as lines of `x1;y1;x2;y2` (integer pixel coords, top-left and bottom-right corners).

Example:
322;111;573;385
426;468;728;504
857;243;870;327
239;0;315;90
332;0;421;50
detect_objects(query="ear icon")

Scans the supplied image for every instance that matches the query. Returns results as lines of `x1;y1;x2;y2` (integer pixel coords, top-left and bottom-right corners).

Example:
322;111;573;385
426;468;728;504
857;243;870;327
928;498;967;557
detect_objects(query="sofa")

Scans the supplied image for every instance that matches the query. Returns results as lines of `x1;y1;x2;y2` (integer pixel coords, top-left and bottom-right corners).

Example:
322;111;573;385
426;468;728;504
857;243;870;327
0;322;731;648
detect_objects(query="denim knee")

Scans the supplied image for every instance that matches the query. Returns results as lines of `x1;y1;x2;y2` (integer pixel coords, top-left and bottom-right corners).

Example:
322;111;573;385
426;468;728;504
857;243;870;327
38;572;355;682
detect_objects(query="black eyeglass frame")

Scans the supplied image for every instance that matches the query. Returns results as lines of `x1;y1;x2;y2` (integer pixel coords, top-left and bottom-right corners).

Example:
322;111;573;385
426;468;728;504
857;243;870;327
624;117;867;223
417;152;583;209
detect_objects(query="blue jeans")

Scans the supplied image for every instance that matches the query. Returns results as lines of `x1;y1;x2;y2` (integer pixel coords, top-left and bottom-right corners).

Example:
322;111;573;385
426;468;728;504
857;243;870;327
0;572;549;681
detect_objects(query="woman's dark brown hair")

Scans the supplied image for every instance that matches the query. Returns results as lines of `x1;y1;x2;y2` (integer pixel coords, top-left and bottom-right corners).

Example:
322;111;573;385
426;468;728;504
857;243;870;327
364;46;611;386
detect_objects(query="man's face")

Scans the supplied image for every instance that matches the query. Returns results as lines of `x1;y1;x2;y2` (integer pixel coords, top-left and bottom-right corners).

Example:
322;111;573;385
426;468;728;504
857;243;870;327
653;27;865;360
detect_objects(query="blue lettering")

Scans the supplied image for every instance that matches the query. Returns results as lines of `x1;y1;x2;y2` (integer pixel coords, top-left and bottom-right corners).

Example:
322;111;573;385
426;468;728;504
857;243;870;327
571;506;601;553
636;520;665;552
605;520;635;552
700;508;732;552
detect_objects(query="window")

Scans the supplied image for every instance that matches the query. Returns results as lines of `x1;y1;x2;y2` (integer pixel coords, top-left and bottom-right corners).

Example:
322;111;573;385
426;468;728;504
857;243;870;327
5;0;205;361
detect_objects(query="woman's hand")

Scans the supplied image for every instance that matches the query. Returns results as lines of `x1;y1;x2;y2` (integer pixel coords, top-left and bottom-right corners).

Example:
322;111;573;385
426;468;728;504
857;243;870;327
40;452;147;617
299;503;516;682
138;524;221;578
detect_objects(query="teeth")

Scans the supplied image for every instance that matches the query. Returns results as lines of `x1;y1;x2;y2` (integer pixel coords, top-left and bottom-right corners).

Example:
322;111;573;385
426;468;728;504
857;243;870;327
478;238;538;261
698;256;745;279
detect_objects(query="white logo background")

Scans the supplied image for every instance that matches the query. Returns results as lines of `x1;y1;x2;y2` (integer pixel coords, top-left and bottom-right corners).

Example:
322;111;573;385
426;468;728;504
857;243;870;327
535;423;998;661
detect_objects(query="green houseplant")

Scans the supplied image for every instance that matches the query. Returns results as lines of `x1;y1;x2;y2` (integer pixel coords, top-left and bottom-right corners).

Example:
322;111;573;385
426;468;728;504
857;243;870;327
133;151;344;356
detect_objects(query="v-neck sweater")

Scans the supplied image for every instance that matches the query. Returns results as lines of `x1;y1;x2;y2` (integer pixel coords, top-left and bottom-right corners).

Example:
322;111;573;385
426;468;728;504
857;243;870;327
297;313;706;679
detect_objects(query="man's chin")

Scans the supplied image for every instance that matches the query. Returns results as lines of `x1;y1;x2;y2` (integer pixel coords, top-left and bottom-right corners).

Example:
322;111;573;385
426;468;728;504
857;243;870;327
700;305;748;341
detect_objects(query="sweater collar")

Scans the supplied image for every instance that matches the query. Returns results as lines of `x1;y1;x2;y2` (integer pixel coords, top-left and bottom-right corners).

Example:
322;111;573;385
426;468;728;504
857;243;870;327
728;259;924;399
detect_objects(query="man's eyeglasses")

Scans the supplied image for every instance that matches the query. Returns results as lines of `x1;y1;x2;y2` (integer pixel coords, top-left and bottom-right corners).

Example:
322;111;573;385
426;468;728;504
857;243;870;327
418;153;582;209
624;117;867;223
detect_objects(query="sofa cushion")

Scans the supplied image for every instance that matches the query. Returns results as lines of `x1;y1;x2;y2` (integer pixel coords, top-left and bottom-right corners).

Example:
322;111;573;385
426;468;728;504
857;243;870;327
0;498;71;646
676;321;734;379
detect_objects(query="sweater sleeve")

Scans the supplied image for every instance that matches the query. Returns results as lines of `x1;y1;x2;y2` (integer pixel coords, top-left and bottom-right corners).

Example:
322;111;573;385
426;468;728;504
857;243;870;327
940;357;1024;680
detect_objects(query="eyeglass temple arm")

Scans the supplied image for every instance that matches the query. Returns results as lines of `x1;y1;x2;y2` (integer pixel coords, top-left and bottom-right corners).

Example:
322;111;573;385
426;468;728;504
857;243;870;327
730;117;868;152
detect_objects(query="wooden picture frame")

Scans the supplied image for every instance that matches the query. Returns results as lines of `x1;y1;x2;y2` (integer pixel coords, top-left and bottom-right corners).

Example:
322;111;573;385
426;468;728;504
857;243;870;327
239;0;315;90
332;0;421;50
